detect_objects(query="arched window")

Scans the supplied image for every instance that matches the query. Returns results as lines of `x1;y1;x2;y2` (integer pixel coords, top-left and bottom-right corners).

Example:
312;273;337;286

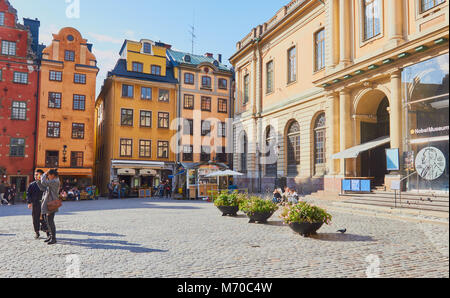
314;113;326;171
240;134;248;174
287;121;300;176
265;126;277;177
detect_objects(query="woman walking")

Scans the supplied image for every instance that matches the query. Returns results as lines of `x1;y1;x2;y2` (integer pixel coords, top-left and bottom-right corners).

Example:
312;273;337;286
37;169;61;245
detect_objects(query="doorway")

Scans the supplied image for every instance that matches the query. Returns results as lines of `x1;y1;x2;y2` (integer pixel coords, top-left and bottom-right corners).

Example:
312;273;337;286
360;97;390;186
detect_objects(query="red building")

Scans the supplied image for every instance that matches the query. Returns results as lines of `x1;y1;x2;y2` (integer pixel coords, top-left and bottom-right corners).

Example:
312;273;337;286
0;0;40;195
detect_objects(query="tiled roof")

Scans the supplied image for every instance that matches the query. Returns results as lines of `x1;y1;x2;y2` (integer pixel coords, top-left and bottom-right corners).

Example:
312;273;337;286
107;59;178;84
167;49;232;73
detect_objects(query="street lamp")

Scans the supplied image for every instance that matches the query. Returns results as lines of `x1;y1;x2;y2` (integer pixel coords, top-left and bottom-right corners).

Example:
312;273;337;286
62;145;68;163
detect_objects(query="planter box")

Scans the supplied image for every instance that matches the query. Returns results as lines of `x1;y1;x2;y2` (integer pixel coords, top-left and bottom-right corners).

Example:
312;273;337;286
216;206;239;216
246;211;275;224
289;222;324;237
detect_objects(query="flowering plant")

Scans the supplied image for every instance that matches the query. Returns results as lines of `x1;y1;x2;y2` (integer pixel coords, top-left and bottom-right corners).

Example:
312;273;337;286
213;191;242;207
239;196;279;215
280;202;332;225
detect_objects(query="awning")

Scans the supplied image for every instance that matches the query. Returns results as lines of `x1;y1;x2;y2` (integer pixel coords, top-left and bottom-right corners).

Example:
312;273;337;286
111;160;165;169
117;168;136;176
332;137;390;160
205;170;244;177
139;169;157;176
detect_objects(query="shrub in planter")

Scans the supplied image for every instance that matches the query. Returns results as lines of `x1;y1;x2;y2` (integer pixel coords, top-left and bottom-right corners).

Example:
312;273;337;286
213;191;242;216
239;196;279;224
280;202;332;237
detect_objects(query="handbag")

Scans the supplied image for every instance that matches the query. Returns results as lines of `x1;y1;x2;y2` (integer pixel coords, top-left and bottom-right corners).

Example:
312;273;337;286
47;199;62;212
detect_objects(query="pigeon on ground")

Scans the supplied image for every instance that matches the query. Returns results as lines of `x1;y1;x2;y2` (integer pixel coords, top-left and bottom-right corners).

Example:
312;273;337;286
337;229;347;234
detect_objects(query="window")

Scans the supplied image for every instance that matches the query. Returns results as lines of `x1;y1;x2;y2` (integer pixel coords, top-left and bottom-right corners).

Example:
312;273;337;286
48;93;62;109
0;12;4;26
74;73;86;84
158;112;169;128
265;126;277;177
315;29;325;71
120;139;133;157
200;146;211;162
121;109;134;126
183;145;193;161
10;138;25;157
11;101;27;120
139;140;152;158
13;72;28;84
151;65;161;75
132;62;143;73
218;122;226;138
218;98;227;113
184;94;194;109
73;95;86;111
184;73;194;85
45;151;59;168
72;123;85;139
314;113;326;166
158;89;170;102
184;119;194;136
266;61;274;93
244;74;250;104
143;43;152;54
363;0;381;40
201;120;211;136
201;76;212;88
47;121;61;138
287;121;301;176
421;0;445;12
0;69;2;81
140;111;152;127
49;71;62;82
122;84;134;98
201;96;211;111
70;152;84;168
218;78;228;90
287;46;296;83
1;41;16;56
141;87;152;100
158;141;169;158
65;50;75;62
216;147;227;163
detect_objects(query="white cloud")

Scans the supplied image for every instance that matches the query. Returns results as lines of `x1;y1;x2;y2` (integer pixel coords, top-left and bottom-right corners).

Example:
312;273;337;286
88;32;123;45
39;24;60;46
92;48;120;95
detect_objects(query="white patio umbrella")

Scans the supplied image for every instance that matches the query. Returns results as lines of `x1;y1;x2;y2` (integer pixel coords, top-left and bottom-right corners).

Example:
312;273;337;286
205;170;244;177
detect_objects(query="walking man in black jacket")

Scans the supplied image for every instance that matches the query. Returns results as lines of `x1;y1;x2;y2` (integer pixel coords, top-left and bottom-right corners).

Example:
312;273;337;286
27;169;45;239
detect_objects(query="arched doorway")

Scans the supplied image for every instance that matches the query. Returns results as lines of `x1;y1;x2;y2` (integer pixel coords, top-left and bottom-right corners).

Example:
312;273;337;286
286;121;301;177
360;96;390;186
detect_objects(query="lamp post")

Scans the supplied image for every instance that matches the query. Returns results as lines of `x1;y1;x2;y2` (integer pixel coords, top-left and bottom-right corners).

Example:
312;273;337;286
62;145;68;164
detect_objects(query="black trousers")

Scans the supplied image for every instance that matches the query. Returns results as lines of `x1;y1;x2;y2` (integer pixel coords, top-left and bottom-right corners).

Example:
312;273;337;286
46;213;56;240
31;202;41;233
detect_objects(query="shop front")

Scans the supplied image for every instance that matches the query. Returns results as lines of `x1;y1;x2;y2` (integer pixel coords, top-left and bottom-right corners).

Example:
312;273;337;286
402;53;449;193
111;160;174;197
181;162;229;199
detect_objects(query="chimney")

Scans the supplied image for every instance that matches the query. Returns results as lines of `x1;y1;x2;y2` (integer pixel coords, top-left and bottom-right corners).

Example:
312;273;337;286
205;53;213;58
218;54;222;63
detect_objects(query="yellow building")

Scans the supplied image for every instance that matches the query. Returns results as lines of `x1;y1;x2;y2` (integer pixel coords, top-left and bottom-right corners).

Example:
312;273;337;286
231;0;449;195
37;27;98;188
95;39;178;195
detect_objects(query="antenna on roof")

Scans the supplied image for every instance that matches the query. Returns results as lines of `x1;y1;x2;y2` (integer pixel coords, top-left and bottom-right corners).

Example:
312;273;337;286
188;10;196;55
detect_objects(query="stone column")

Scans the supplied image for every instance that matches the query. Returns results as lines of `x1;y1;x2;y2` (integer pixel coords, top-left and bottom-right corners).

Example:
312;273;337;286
327;93;338;175
390;70;403;153
339;0;352;66
326;0;340;69
339;89;351;175
387;0;404;45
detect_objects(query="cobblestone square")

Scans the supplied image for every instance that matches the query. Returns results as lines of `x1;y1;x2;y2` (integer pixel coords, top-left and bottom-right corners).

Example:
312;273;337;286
0;199;448;278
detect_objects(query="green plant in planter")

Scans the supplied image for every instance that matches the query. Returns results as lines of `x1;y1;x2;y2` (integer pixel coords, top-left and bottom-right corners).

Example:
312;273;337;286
239;196;279;215
213;191;241;207
280;202;332;225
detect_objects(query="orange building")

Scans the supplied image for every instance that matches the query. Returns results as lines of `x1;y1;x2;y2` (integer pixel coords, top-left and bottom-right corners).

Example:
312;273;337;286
36;27;98;188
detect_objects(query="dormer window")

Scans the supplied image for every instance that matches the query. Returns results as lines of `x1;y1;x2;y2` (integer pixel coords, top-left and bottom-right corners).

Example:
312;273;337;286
143;43;152;54
184;55;191;62
213;60;219;67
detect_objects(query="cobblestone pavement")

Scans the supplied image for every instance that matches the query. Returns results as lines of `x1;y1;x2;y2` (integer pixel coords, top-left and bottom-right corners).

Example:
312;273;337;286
0;198;448;278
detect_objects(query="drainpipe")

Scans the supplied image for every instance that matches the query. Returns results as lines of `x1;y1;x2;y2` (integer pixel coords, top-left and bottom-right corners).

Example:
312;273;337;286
33;62;40;175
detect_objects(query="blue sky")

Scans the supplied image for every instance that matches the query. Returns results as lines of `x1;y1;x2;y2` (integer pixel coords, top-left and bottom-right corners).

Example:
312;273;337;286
12;0;287;95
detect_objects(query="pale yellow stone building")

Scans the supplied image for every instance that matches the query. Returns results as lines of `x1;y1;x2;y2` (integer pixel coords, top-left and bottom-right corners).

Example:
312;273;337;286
230;0;449;195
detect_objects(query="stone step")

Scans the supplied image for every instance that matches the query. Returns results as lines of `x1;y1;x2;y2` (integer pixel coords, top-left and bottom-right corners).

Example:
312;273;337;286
338;198;449;213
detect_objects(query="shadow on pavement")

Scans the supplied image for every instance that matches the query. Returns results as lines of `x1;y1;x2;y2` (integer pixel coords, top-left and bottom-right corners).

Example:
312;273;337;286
58;230;125;238
57;237;168;254
309;233;375;242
